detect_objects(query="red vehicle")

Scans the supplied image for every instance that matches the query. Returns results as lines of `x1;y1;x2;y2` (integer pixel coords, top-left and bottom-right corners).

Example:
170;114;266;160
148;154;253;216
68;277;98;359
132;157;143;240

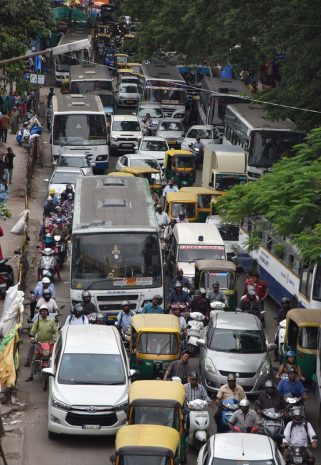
34;341;54;390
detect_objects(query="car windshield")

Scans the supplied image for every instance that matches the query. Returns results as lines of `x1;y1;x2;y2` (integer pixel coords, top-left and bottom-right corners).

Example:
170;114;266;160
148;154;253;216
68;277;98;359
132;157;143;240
112;120;141;131
212;460;275;465
159;121;183;131
53;114;107;146
187;128;212;139
120;456;170;465
132;406;179;429
138;108;163;118
58;354;126;385
209;328;265;353
140;140;168;151
178;245;225;262
138;333;179;355
57;156;89;168
174;156;195;168
120;85;138;94
50;171;81;184
215;174;247;190
131;159;159;170
121;78;139;84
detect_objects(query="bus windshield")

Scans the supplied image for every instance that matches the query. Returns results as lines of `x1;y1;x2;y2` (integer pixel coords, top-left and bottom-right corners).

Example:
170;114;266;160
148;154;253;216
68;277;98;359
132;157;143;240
249;130;302;168
145;83;186;105
55;50;89;72
215;174;247;190
71;232;162;289
53;114;107;146
71;80;113;93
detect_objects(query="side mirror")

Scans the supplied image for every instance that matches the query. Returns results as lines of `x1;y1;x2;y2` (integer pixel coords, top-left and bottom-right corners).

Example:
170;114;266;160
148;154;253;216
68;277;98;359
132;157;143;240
52;161;57;166
196;338;206;348
129;369;137;379
268;343;277;352
43;178;49;182
110;455;116;464
90;162;96;167
42;367;55;377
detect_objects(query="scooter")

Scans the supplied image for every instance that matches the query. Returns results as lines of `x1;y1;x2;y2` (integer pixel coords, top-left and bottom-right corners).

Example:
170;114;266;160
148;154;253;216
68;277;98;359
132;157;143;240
0;257;14;298
33;339;54;391
186;399;210;451
287;446;312;465
54;235;66;267
260;408;284;443
186;312;205;356
210;301;226;314
284;394;305;422
274;317;286;361
38;248;57;280
218;398;239;433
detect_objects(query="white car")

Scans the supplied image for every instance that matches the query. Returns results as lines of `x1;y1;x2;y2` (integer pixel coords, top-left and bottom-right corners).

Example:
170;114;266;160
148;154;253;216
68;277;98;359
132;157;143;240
115;83;141;107
109;115;143;155
45;325;133;438
45;166;88;198
116;153;163;172
137;136;169;166
181;125;221;150
156;119;185;148
198;433;285;465
55;154;95;171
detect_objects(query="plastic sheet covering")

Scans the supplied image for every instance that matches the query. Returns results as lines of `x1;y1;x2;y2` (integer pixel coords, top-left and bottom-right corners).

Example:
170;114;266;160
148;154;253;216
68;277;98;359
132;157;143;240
10;209;29;236
0;324;21;388
0;284;24;338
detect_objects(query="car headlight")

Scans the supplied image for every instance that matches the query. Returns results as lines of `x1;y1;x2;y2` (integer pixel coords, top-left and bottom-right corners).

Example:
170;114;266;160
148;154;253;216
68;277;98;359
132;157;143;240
259;360;270;377
111;137;117;142
51;396;71;411
115;401;129;413
96;155;106;161
204;357;217;375
173;113;184;119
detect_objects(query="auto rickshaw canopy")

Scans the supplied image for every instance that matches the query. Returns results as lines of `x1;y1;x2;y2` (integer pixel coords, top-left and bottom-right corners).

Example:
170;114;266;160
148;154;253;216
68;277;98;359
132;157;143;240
129;380;185;408
120;166;160;176
115;424;180;456
107;172;134;177
195;259;236;274
165;149;194;161
165;192;198;204
131;314;181;334
286;309;321;327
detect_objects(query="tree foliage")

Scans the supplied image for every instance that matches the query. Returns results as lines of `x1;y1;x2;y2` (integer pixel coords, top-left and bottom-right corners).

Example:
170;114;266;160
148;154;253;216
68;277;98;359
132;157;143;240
123;0;321;130
216;127;321;262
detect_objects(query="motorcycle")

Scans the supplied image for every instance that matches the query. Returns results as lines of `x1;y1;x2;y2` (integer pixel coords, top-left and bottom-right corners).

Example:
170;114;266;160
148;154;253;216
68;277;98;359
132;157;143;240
260;408;284;443
33;340;55;391
218;398;239;433
284;394;304;422
54;235;66;267
38;248;57;280
0;257;14;299
274;317;286;361
210;301;226;315
186;312;205;356
231;425;259;433
186;399;210;450
189;143;203;168
286;446;311;465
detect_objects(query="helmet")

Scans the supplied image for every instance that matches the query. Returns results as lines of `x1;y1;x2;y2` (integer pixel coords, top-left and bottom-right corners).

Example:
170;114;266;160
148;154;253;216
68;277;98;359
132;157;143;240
49;187;55;195
47;196;53;201
45;233;53;244
264;380;275;389
55;206;62;212
281;297;291;305
247;288;256;297
42;271;53;279
292;407;304;423
227;373;236;381
178;211;185;218
240;399;250;407
42;277;51;284
43;247;54;256
199;288;206;295
73;303;84;317
96;313;105;323
194;289;201;296
153;294;162;303
42;289;51;297
286;350;296;357
174;281;182;289
189;371;199;380
55;218;63;225
39;304;49;314
121;300;130;308
82;290;91;300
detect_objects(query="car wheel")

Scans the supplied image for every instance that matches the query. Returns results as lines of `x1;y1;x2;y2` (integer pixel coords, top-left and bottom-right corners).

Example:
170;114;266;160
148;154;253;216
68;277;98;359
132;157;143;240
48;430;58;440
42;373;48;391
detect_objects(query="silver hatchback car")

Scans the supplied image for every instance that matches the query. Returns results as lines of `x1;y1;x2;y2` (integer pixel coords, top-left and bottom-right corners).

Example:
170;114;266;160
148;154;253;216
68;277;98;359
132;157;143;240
198;311;275;395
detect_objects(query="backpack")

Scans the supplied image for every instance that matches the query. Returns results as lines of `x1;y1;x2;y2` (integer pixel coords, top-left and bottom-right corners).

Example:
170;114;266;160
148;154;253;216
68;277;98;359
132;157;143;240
69;314;86;324
290;421;309;441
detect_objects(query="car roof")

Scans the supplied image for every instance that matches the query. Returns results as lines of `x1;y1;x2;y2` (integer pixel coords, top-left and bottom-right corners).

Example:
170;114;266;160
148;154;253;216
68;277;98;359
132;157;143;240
211;433;274;460
214;311;260;330
126;153;161;161
61;325;121;354
173;222;224;246
112;114;139;121
187;125;213;131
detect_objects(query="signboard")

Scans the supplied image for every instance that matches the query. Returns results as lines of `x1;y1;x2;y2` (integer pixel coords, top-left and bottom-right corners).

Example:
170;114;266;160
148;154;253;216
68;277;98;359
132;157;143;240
29;74;45;85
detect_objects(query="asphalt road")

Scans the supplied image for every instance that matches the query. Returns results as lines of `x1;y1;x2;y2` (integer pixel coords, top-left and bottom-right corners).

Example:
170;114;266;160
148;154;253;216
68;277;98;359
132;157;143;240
19;105;321;465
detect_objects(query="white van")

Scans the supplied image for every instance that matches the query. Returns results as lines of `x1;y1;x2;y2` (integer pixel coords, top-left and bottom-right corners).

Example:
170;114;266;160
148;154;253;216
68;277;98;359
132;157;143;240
166;223;226;282
45;325;133;438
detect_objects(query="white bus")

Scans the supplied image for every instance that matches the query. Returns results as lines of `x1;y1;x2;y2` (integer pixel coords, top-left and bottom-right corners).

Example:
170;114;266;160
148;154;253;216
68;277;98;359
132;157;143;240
140;63;186;119
224;103;303;180
71;175;163;321
53;29;93;85
238;218;321;309
69;63;113;94
51;93;109;172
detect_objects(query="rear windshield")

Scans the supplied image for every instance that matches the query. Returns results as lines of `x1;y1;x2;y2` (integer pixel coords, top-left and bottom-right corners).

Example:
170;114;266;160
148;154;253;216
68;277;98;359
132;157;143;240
209;329;265;353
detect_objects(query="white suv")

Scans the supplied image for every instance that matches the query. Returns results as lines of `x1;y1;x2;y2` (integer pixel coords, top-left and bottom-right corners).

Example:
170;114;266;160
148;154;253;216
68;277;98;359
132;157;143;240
45;325;134;438
109;115;143;155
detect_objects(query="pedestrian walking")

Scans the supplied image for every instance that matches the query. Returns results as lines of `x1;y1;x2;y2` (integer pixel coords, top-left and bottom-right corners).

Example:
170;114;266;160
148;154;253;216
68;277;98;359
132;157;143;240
10;107;19;135
0;225;4;260
0;178;9;204
1;112;10;143
4;147;15;184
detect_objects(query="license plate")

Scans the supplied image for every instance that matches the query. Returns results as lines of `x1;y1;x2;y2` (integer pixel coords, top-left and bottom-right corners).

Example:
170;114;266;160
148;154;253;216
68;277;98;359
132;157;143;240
121;143;133;148
126;100;135;104
168;141;176;145
107;315;117;320
82;425;101;429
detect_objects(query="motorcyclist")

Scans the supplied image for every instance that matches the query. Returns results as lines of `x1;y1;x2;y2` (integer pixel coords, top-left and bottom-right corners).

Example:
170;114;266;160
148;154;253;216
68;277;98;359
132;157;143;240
141;112;153;134
176;211;188;223
65;303;89;325
276;351;305;381
82;290;98;315
191;136;204;165
255;380;286;415
155;204;170;227
36;289;58;315
228;399;260;432
168;282;191;305
277;367;307;400
62;193;74;217
207;281;228;306
43;196;56;217
238;286;261;316
60;183;74;202
192;135;204;151
184;371;211;402
215;373;246;427
96;312;106;325
163;350;191;383
187;289;211;321
31;277;56;319
282;407;317;464
51;217;69;241
116;300;135;332
51;205;68;224
25;305;58;381
170;268;191;292
142;295;164;314
48;187;59;206
276;297;292;323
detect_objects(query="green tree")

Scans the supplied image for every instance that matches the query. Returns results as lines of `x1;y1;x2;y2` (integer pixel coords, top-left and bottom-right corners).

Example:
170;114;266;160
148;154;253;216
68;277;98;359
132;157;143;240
216;127;321;262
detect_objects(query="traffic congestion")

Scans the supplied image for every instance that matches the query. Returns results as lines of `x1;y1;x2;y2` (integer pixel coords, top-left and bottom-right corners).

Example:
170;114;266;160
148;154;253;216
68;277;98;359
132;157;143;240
1;1;321;465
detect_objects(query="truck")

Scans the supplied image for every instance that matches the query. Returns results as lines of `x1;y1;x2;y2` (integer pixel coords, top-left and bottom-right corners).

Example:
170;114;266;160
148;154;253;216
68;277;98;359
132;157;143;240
201;143;247;191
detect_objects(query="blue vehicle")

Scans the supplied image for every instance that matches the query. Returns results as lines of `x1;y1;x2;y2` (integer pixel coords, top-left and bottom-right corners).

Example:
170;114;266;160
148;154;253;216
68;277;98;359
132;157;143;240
218;398;239;433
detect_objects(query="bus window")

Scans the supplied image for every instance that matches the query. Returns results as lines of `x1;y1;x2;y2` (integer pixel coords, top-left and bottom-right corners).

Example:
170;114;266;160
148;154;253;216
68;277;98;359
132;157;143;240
299;265;313;298
313;263;321;301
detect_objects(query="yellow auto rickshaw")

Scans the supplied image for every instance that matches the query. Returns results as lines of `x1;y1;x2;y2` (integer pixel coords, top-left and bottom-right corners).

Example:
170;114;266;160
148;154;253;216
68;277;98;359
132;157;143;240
128;381;187;462
130;314;181;380
112;425;180;465
114;53;129;69
283;308;321;381
107;172;135;177
120;166;164;196
164;192;198;222
164;150;195;188
194;259;237;311
180;187;223;222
